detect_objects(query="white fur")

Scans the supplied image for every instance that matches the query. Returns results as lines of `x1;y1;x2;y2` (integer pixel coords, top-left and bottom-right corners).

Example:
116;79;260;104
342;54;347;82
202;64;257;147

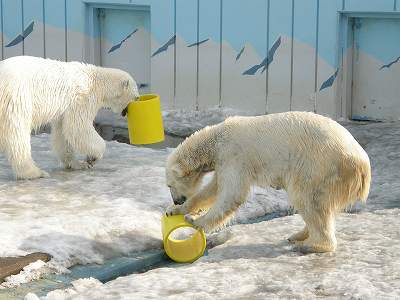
0;56;139;179
166;112;371;253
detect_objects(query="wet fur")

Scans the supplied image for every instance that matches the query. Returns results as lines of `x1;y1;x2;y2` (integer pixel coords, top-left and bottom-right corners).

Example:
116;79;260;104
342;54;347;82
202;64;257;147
166;111;371;253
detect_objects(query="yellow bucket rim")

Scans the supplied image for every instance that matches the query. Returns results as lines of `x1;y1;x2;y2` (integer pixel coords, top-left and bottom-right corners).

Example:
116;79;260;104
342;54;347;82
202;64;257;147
137;94;160;102
161;215;207;263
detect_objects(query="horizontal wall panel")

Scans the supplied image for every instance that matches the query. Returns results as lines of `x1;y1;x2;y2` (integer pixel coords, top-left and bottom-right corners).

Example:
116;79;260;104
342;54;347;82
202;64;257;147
344;0;396;11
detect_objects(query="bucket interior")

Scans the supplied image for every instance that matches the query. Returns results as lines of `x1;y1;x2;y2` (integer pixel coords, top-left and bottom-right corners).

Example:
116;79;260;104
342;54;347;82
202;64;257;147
165;226;205;262
138;94;158;102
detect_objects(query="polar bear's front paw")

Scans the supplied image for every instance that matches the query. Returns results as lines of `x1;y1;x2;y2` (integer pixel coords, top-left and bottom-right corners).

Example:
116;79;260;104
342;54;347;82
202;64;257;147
86;156;98;168
184;214;195;224
40;170;50;178
66;160;92;170
165;204;183;216
184;214;204;231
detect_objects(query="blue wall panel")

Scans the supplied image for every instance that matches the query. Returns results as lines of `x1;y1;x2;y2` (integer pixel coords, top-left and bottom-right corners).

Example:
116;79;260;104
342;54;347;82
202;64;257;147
3;0;23;58
198;0;221;108
316;0;342;116
344;0;396;11
267;0;292;113
175;0;197;109
150;0;175;108
221;0;267;113
292;0;317;112
0;0;399;116
0;0;3;60
66;0;86;61
44;0;65;60
23;0;44;57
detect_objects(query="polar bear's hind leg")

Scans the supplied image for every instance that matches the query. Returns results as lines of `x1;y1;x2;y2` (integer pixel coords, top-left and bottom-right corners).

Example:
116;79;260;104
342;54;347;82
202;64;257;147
4;121;49;180
295;196;337;253
288;226;309;243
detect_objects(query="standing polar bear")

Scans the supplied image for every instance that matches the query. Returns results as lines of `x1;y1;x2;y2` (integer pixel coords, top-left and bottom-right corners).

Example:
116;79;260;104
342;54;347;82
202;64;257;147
0;56;139;180
166;112;371;253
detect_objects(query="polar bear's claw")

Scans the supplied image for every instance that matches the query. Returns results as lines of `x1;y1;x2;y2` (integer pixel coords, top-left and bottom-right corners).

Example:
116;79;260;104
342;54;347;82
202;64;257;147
86;157;98;167
165;204;182;216
67;160;92;170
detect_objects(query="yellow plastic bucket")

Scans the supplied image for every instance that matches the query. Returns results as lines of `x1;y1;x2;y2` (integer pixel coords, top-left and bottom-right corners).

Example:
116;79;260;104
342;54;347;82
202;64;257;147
127;94;165;144
161;215;206;263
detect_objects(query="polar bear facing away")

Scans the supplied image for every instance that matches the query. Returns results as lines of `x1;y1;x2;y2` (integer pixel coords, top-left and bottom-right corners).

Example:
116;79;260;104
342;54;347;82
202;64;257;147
165;112;371;253
0;56;139;179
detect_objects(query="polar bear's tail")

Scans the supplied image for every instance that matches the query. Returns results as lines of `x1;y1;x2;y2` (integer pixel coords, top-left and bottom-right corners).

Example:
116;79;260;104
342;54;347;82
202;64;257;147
338;155;371;210
353;158;371;203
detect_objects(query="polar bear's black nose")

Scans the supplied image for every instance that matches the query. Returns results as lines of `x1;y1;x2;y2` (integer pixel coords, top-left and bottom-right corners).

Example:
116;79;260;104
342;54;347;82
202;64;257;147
173;196;186;205
121;106;128;117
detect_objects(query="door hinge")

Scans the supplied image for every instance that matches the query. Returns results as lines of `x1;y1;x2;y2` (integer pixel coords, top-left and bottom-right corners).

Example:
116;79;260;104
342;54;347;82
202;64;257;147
97;8;106;19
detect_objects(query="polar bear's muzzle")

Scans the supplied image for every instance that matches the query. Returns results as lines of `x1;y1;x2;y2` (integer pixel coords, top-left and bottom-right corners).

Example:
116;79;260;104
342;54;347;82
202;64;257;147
169;186;187;205
121;96;140;117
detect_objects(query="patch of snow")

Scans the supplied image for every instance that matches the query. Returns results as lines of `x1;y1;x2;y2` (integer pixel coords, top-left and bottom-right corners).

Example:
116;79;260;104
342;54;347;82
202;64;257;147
0;134;287;286
344;121;400;211
1;118;400;298
37;209;400;299
161;108;254;137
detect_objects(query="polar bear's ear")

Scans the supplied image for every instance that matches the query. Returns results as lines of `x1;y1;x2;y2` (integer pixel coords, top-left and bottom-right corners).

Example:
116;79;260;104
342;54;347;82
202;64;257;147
122;80;130;90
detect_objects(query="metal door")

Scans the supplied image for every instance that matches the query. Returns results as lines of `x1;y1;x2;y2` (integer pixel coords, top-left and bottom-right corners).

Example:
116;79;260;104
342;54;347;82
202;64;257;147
98;8;151;94
351;17;400;121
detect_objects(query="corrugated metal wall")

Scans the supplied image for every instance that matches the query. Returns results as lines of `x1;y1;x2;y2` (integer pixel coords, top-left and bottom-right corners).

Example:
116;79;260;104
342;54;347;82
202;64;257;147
0;0;399;118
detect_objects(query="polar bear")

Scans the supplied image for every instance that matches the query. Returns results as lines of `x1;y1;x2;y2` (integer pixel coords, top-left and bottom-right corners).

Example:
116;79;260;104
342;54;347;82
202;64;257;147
0;56;139;180
165;111;371;253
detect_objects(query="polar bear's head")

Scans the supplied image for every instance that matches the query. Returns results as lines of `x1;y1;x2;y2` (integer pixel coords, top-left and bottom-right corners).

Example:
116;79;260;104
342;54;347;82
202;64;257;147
100;68;140;115
166;155;205;205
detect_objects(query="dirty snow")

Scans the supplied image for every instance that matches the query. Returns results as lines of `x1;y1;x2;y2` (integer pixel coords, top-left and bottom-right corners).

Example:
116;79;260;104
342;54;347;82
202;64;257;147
0;134;287;288
35;209;400;300
1;117;399;299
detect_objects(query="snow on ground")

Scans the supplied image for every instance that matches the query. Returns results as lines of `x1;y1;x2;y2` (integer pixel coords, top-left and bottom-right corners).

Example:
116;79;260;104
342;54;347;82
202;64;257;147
2;115;400;298
345;121;400;211
33;209;400;300
0;134;287;287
